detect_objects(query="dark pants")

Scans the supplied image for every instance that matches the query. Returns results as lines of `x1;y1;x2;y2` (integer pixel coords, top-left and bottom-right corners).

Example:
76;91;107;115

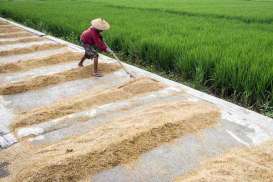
81;42;98;59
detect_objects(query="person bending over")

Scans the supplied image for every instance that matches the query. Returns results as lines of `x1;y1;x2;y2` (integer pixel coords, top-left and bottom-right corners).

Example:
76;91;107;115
79;18;113;77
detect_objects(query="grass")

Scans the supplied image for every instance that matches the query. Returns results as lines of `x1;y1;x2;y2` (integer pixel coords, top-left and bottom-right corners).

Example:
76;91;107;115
0;0;272;117
97;0;273;23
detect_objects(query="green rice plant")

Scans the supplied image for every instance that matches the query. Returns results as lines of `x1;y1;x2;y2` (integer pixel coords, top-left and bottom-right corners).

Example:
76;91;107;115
0;0;272;116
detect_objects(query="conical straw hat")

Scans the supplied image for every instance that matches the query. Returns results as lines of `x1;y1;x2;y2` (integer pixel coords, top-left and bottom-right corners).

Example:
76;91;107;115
91;18;110;31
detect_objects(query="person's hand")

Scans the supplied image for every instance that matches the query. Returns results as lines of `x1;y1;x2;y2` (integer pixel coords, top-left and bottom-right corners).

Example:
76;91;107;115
106;47;113;53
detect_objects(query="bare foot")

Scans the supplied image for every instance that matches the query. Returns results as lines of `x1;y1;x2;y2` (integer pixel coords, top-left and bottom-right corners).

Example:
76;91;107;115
78;63;83;67
92;72;103;77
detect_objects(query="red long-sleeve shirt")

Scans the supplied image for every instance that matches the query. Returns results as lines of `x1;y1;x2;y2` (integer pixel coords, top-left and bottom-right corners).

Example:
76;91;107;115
80;27;107;52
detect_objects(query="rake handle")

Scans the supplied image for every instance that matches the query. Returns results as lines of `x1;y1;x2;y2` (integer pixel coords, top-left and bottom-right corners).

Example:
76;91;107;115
111;52;134;78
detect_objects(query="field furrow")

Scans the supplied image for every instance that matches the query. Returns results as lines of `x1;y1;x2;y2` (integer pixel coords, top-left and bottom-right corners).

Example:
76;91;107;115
0;27;22;33
0;36;45;45
11;77;164;129
175;140;273;182
0;31;32;38
0;43;65;56
4;101;219;182
0;63;120;95
0;51;82;73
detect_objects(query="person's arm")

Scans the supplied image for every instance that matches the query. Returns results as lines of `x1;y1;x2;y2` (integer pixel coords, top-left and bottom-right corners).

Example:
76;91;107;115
105;42;113;53
93;34;108;52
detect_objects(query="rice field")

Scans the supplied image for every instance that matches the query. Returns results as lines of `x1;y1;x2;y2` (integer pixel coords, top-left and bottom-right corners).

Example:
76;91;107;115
1;6;273;182
0;0;272;116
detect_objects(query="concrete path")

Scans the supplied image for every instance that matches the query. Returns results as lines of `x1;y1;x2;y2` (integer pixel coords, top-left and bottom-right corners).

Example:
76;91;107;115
0;17;272;182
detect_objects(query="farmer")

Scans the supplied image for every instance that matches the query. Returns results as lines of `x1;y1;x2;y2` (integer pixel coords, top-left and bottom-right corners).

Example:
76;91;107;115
79;18;113;77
